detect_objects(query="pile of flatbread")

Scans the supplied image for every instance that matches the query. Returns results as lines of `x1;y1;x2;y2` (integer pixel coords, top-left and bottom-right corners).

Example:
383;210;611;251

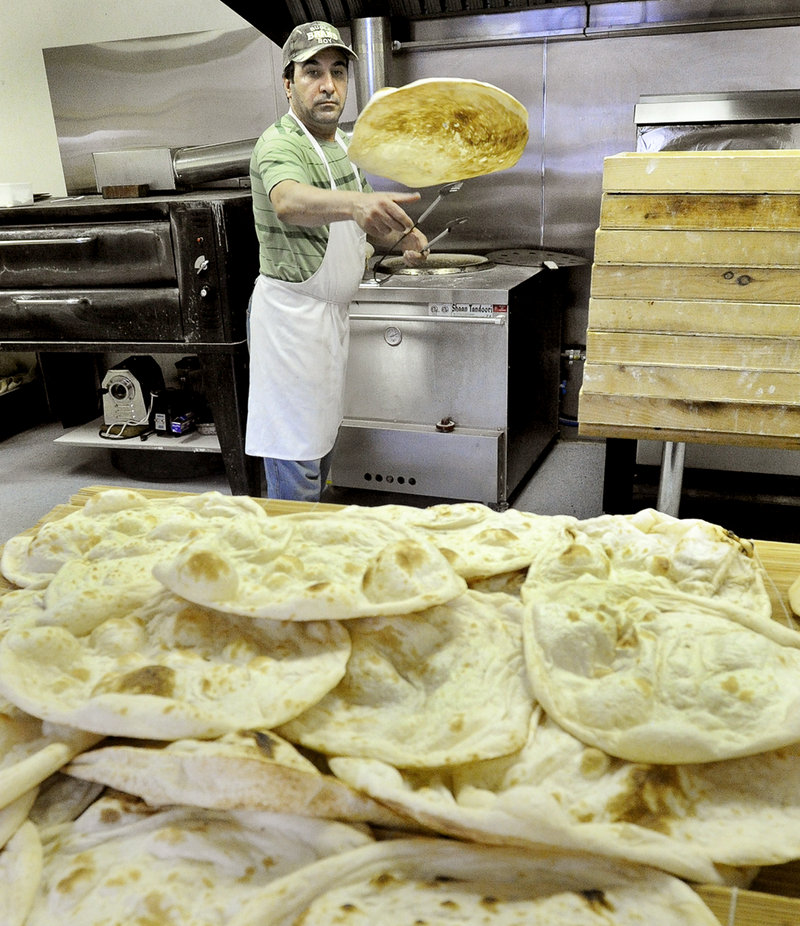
348;77;529;187
1;487;800;923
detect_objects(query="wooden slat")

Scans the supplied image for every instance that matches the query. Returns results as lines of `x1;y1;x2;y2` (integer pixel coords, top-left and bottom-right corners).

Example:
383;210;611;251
587;297;800;337
577;417;800;449
585;330;800;371
594;228;800;268
581;363;800;405
750;540;800;627
591;263;800;304
600;192;800;231
577;392;800;440
696;884;800;926
602;150;800;193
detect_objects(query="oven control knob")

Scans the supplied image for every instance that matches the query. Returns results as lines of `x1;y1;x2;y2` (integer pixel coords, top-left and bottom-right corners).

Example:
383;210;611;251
384;325;402;347
199;284;213;299
194;255;209;274
436;417;456;432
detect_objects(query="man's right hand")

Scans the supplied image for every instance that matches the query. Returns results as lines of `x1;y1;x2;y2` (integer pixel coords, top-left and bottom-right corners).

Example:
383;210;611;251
352;191;422;239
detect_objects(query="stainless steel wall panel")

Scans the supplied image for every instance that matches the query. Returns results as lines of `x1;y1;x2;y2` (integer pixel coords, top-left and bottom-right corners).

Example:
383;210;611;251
587;0;800;34
43;28;284;194
540;25;800;257
401;7;587;48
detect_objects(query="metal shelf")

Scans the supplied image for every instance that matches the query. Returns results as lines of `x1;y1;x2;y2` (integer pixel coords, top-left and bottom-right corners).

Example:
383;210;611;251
54;418;220;454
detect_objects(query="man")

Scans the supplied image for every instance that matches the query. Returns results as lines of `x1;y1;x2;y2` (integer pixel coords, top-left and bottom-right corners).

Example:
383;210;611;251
246;21;427;502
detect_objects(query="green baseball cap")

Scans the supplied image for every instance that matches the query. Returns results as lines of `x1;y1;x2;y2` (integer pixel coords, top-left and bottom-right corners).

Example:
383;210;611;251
282;21;357;70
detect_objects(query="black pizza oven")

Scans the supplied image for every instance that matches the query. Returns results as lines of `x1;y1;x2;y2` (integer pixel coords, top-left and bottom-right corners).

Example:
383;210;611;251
0;190;262;495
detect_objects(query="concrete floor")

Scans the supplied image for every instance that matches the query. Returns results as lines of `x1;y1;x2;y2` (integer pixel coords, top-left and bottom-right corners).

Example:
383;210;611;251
3;417;798;545
0;419;607;544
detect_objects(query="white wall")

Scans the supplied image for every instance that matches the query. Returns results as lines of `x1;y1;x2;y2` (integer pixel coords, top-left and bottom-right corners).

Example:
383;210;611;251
0;0;250;195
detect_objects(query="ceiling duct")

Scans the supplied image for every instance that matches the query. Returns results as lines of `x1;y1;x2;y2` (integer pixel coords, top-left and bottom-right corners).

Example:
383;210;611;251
221;1;800;52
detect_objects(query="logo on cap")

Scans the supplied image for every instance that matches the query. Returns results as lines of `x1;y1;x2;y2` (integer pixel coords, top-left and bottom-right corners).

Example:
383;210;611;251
282;20;357;70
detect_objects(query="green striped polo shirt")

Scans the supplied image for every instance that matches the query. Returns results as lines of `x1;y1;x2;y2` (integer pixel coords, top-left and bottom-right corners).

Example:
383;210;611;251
249;114;372;282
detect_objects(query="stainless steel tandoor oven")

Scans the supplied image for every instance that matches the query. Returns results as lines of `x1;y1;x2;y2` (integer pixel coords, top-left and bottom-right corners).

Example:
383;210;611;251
331;253;579;508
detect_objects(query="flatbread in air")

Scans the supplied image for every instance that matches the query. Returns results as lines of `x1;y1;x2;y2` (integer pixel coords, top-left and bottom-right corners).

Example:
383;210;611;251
348;78;529;187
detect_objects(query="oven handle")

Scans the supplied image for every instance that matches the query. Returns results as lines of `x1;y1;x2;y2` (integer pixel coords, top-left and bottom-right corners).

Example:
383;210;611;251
13;297;91;306
350;313;506;325
0;236;95;247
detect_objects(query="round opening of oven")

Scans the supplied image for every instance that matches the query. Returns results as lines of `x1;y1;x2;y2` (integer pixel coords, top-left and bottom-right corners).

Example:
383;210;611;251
374;254;494;275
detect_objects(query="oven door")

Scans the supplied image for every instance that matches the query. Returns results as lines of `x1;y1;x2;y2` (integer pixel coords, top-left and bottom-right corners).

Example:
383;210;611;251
0;222;176;287
0;288;182;341
343;304;508;427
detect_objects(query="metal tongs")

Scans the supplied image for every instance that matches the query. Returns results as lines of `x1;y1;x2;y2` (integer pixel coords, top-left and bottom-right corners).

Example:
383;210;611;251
414;180;463;228
421;216;468;254
372;180;465;285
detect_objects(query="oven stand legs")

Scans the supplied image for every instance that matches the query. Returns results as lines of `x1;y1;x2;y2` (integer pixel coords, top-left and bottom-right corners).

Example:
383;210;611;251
196;346;262;498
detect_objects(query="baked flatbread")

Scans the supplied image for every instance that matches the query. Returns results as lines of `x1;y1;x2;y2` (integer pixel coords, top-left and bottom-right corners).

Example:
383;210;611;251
0;788;36;853
348;78;529;187
0;488;270;589
278;590;532;768
0;586;45;637
352;502;577;579
65;730;414;829
522;574;800;764
227;835;720;926
0;819;41;926
0;697;101;812
14;793;373;926
513;508;800;763
0;588;351;739
153;509;467;621
332;706;800;883
39;553;167;635
523;509;782;642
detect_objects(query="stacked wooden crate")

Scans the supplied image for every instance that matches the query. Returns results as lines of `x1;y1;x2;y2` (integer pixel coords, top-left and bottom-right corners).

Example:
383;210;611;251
578;150;800;448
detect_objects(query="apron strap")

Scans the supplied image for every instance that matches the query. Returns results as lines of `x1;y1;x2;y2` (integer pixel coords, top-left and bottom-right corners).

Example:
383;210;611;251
287;110;362;192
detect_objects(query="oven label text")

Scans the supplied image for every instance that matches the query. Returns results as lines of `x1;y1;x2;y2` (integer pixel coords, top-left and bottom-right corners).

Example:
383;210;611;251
428;303;508;317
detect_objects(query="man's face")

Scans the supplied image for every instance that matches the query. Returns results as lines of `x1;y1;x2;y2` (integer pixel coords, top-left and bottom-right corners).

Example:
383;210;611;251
285;48;349;140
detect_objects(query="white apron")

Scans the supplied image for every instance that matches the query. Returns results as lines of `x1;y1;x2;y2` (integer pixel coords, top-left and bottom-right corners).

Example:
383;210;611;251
245;115;366;461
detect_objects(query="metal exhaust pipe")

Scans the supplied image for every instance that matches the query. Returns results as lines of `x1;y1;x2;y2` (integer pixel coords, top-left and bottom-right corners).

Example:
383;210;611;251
351;17;392;112
172;138;256;187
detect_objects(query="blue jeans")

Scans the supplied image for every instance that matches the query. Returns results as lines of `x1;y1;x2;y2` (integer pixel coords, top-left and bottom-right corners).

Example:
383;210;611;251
264;450;333;503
